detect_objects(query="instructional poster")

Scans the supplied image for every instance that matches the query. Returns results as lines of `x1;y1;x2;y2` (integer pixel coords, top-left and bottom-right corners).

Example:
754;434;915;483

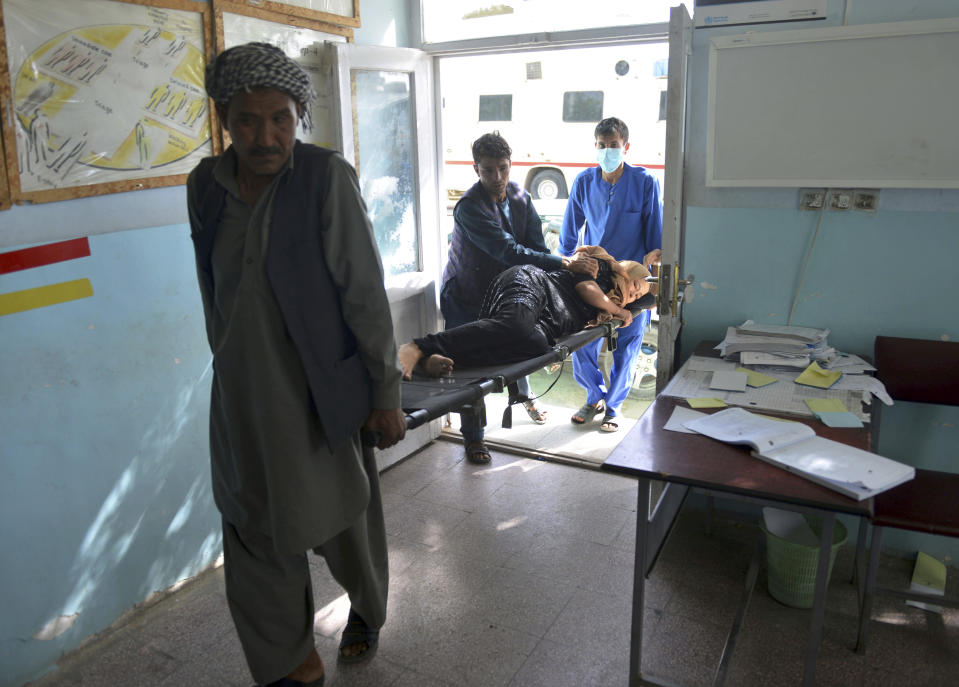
2;0;212;193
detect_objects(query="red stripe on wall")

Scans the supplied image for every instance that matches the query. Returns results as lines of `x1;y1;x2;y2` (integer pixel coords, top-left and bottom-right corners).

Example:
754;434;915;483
0;238;91;275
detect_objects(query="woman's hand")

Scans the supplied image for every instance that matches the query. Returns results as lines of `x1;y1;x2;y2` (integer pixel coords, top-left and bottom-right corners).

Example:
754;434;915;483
563;253;599;278
617;308;634;328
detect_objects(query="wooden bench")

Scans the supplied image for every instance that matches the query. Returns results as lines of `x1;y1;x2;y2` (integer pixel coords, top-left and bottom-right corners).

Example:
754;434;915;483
854;335;959;653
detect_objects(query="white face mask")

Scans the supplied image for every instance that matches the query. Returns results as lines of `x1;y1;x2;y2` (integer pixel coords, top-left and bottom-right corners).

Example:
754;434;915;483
596;147;624;174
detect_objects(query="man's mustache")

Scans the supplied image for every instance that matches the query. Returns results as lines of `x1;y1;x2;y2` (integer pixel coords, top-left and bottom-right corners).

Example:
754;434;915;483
251;146;283;156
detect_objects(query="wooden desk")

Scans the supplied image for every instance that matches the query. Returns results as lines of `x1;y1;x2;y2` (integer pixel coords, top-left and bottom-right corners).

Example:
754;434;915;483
603;395;872;686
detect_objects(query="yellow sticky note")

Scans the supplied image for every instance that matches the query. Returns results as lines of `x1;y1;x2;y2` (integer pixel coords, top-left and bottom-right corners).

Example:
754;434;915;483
687;397;727;408
804;398;848;414
736;367;778;388
794;362;842;389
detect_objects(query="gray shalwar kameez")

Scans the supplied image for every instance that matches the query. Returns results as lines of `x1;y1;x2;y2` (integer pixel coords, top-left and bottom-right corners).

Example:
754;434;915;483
188;147;399;684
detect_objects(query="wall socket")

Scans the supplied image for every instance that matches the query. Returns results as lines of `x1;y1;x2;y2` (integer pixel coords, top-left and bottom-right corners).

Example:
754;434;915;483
853;189;879;212
799;188;880;212
829;189;854;210
799;188;826;210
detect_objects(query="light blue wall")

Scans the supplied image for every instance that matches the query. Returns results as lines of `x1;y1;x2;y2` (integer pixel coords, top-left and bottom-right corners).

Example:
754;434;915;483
0;2;412;684
680;0;959;559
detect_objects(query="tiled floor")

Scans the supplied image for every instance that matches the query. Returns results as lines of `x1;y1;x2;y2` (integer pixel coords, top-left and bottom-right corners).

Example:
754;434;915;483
26;439;959;687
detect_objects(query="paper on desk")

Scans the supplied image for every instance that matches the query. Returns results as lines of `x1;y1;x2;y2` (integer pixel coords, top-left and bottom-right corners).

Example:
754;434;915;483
687;356;737;372
816;411;864;428
664;405;707;433
687;397;727;408
737;367;778;388
833;375;894;405
804;399;862;426
805;398;848;414
711;370;748;392
822;352;876;373
741;351;811;367
795;362;842;389
762;507;819;547
737;321;829;344
661;360;869;420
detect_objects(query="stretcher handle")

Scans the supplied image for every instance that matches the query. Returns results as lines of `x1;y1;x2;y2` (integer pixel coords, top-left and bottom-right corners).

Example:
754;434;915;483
361;407;430;447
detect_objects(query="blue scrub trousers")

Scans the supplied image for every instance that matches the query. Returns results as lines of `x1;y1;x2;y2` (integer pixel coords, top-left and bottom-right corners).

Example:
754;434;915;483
571;311;649;418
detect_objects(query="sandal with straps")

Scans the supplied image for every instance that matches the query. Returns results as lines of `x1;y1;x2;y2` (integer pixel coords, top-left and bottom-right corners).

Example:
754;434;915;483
571;401;604;425
600;412;620;433
465;441;492;464
523;400;548;424
338;609;379;664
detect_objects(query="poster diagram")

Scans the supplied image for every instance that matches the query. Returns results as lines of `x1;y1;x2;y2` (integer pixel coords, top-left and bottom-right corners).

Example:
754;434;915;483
3;0;212;194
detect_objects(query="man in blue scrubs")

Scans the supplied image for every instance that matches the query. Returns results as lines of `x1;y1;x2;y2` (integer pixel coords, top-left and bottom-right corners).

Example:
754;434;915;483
559;117;662;432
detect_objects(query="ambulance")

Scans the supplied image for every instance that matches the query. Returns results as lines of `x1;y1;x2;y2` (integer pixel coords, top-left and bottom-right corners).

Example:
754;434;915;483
439;42;670;204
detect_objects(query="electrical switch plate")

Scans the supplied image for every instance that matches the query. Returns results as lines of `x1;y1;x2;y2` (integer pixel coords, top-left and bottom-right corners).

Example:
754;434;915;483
853;189;879;212
799;188;826;211
829;189;853;210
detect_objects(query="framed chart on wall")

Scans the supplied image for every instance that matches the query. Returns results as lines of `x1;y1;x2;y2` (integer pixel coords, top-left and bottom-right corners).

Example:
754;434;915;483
0;0;216;204
214;0;351;150
227;0;360;29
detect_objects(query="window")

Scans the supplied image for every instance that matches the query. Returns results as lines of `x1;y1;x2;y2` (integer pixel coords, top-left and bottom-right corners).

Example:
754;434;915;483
659;90;667;121
526;61;542;79
420;0;673;44
563;91;603;122
353;70;419;275
478;94;513;121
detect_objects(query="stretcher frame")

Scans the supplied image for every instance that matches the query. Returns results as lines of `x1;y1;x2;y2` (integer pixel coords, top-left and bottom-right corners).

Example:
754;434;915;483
398;294;656;435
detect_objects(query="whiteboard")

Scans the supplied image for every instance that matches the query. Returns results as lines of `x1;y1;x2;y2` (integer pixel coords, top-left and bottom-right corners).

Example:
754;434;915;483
706;18;959;188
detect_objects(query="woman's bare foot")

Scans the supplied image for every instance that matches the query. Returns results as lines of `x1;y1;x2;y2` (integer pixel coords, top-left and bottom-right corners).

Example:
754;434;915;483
423;354;454;377
287;647;324;683
398;342;423;380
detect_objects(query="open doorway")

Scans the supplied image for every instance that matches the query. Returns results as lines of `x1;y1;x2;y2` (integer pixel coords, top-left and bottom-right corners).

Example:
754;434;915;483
436;42;669;462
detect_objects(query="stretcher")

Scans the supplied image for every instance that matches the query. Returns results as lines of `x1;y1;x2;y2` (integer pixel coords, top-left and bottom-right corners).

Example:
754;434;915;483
398;293;656;434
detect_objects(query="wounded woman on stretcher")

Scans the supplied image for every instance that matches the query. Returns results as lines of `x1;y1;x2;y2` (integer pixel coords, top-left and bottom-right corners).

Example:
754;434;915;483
399;246;651;379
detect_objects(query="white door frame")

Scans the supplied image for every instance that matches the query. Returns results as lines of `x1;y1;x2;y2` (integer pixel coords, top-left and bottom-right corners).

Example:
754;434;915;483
656;4;693;391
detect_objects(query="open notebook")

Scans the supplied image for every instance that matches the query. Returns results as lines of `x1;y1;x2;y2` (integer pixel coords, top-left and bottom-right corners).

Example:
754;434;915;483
683;407;914;501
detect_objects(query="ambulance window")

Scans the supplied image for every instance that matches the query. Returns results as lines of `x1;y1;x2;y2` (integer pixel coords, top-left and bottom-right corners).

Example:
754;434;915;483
479;94;513;121
563;91;603;122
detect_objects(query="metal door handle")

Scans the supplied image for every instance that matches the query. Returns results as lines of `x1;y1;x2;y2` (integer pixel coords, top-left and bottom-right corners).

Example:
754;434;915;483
654;264;693;315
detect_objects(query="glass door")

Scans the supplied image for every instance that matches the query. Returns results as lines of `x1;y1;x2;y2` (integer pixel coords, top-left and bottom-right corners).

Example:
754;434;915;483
327;42;442;468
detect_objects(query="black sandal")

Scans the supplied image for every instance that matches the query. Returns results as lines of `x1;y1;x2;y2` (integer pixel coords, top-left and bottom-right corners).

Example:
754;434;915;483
571;401;604;425
465;442;492;464
523;400;548;424
338;609;379;664
600;413;620;433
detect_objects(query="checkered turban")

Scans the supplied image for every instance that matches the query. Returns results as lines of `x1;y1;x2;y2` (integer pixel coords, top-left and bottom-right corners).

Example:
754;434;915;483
205;42;315;130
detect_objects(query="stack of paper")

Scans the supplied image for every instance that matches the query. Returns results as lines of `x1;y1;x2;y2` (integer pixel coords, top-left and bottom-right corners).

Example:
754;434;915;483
717;320;833;362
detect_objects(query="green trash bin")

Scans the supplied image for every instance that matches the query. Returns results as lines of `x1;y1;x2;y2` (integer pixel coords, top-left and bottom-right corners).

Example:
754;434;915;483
760;513;848;609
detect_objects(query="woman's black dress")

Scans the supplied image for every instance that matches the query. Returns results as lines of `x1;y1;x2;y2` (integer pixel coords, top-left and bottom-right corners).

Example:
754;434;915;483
414;261;615;368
